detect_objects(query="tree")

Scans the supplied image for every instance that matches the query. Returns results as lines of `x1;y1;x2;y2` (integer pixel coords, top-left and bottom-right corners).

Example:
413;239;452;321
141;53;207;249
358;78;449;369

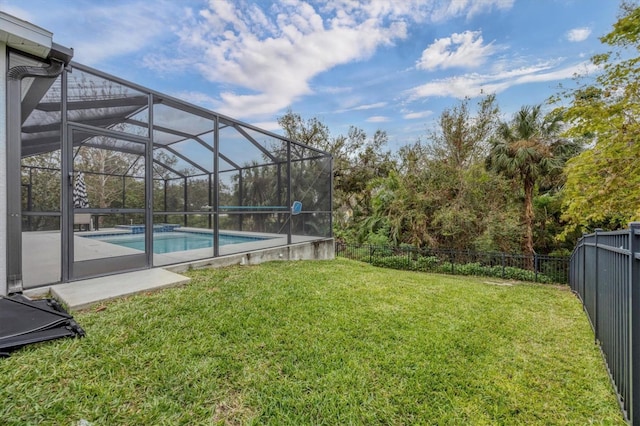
558;1;640;234
425;95;509;250
428;94;499;167
278;110;332;151
487;105;571;259
365;147;437;246
363;96;522;251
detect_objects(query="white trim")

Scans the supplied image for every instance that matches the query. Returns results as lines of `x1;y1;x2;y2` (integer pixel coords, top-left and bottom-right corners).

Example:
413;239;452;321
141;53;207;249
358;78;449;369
0;12;52;59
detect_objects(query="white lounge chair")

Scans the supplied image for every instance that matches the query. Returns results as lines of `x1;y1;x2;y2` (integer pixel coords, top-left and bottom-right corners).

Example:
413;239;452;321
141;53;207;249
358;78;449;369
74;213;93;231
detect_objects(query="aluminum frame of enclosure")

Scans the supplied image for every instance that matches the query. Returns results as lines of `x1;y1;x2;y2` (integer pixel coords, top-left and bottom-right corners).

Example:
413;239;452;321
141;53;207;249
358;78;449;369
8;48;333;290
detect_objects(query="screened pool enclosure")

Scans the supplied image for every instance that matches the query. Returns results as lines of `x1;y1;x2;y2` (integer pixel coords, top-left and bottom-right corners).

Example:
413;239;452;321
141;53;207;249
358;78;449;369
9;48;332;289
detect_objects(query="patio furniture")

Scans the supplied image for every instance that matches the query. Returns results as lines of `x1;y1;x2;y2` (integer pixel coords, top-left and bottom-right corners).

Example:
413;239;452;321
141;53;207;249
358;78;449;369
74;213;93;231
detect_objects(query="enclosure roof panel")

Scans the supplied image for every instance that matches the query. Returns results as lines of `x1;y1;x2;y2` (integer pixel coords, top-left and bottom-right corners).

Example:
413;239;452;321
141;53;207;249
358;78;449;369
18;58;331;175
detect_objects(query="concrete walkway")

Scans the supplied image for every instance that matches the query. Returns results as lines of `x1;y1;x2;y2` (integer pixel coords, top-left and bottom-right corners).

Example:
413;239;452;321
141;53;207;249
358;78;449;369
46;268;190;311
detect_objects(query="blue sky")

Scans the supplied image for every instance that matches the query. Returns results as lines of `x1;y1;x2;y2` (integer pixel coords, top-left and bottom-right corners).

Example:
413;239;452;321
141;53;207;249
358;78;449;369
2;0;622;150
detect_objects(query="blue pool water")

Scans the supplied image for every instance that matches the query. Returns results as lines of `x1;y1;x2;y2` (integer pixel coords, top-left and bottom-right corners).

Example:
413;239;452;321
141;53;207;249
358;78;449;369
86;231;268;254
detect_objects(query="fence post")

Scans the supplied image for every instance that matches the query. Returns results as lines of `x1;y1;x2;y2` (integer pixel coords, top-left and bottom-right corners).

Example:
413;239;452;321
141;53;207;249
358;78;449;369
629;222;640;424
594;228;602;344
582;233;587;305
534;254;539;282
501;252;505;279
450;251;454;274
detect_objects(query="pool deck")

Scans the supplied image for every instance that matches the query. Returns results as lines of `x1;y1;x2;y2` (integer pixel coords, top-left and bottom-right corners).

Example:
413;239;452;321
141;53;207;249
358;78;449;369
22;228;319;287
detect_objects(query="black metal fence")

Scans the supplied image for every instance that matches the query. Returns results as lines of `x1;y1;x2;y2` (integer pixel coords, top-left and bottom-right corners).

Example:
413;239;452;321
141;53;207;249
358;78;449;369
570;223;640;424
336;243;569;284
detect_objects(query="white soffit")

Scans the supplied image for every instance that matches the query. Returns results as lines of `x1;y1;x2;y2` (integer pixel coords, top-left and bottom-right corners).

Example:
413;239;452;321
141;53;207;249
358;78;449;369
0;12;52;59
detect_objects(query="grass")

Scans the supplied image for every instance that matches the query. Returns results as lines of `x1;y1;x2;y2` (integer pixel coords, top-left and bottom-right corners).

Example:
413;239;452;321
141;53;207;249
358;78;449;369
0;259;625;425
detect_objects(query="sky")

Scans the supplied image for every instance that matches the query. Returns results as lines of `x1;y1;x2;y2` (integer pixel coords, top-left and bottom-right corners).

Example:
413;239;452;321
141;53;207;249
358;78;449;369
1;0;623;151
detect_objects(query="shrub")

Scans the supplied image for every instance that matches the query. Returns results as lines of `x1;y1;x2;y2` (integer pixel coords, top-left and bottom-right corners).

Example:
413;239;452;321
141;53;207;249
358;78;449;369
415;256;440;271
336;244;565;284
371;255;409;270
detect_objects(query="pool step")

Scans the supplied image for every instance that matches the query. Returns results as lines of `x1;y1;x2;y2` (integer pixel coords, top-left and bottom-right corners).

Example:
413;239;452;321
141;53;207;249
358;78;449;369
49;268;191;311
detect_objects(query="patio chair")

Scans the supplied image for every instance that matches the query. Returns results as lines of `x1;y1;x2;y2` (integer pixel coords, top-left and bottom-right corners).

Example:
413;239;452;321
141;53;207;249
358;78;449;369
74;213;93;231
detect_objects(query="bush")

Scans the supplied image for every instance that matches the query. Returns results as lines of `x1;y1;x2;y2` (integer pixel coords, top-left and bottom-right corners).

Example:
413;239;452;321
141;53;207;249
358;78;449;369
336;244;564;284
371;255;409;270
415;256;440;271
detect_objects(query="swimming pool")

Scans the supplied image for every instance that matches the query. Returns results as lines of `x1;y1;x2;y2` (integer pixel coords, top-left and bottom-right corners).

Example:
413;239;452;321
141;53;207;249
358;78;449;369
85;231;269;254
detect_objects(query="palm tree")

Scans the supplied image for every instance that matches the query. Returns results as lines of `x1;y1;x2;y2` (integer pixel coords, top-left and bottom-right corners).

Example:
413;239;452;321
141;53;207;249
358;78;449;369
487;105;570;262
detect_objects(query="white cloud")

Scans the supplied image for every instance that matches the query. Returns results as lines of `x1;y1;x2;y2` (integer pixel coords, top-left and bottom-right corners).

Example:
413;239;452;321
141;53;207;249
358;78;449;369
4;1;183;65
567;27;592;42
406;60;599;100
248;121;282;132
1;5;36;23
432;0;514;21
335;102;387;113
367;116;390;123
217;91;296;118
417;30;496;71
354;102;387;110
171;91;220;110
322;0;513;23
147;0;515;119
403;110;433;119
163;0;411;118
320;86;352;95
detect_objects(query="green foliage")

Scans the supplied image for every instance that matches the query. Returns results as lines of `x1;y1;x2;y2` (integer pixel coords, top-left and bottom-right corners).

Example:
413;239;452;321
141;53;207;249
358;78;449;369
360;96;527;251
559;1;640;235
533;192;580;254
277;94;581;254
473;209;522;253
428;93;500;167
364;226;392;246
339;245;565;284
279;97;578;254
369;256;556;283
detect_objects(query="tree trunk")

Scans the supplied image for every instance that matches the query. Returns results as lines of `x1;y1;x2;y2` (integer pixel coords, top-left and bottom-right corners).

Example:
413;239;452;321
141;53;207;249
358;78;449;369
523;177;535;269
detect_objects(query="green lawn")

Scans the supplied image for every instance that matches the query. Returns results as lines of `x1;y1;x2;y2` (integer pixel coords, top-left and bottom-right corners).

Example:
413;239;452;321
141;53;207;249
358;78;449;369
0;259;624;425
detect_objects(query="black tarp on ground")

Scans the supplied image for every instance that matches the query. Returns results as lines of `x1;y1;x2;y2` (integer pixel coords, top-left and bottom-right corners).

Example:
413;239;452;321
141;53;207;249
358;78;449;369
0;294;85;357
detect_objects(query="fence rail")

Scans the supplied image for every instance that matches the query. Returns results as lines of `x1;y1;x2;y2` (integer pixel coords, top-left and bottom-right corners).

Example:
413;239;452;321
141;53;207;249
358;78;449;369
336;243;569;284
570;223;640;424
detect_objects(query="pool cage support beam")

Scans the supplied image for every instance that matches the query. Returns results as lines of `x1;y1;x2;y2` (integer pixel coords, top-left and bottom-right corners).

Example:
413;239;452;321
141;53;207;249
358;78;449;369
163;179;168;223
183;176;188;227
213;115;219;257
60;61;70;282
6;70;21;293
238;170;243;231
329;156;334;237
208;173;213;230
7;52;69;293
145;92;154;268
277;163;283;230
287;140;292;245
